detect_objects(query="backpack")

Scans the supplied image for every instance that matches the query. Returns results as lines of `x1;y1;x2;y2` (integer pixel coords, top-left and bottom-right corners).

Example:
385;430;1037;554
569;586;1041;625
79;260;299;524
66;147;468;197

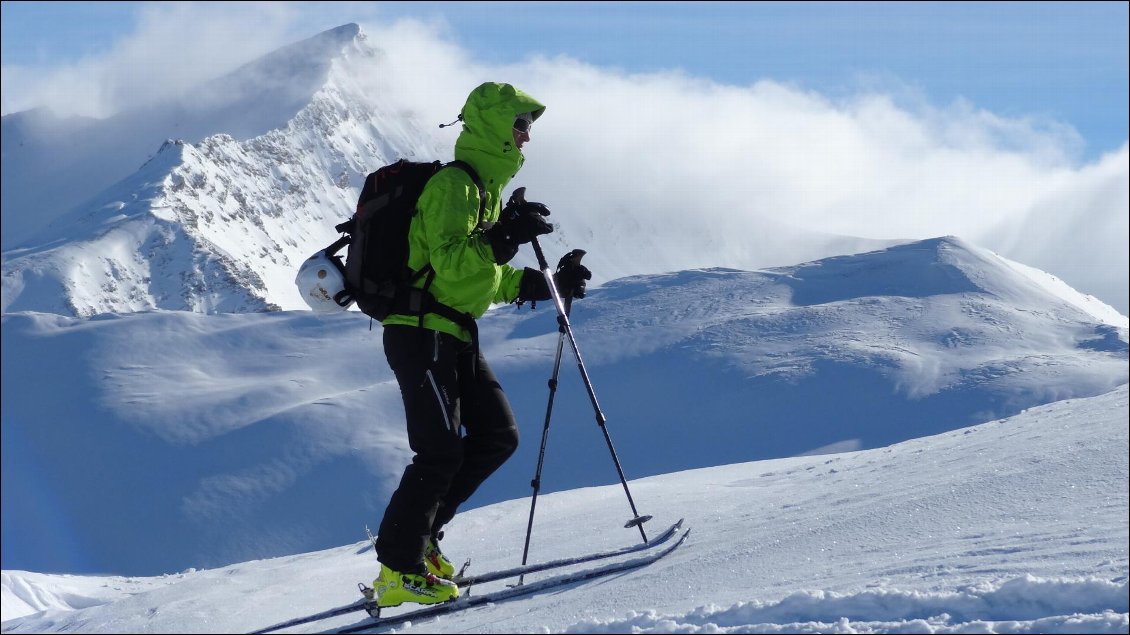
317;159;485;323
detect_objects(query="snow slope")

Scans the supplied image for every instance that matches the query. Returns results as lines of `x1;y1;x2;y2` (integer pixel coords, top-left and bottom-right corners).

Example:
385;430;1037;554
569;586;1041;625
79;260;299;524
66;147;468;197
2;384;1126;633
2;237;1125;578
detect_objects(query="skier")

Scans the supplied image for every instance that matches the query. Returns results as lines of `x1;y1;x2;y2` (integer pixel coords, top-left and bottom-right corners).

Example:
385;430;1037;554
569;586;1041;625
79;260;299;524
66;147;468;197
371;82;592;607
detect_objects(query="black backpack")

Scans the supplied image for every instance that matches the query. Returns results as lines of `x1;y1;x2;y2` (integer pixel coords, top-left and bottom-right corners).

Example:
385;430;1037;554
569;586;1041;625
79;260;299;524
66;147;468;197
322;159;485;323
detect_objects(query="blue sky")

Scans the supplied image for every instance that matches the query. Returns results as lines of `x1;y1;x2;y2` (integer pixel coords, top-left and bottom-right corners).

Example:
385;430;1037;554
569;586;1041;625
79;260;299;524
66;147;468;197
2;1;1127;161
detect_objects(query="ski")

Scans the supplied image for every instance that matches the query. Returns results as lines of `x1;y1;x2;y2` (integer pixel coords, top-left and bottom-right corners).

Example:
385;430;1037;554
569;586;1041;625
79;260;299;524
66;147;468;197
249;597;371;634
249;518;684;634
332;524;690;634
454;517;684;587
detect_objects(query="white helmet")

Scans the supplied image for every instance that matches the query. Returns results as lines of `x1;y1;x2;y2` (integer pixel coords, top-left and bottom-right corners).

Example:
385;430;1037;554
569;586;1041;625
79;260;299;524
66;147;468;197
295;251;354;312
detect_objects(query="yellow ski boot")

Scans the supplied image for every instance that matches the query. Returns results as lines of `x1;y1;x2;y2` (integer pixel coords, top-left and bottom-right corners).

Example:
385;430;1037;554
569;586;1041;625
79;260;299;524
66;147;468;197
372;563;459;608
424;537;457;580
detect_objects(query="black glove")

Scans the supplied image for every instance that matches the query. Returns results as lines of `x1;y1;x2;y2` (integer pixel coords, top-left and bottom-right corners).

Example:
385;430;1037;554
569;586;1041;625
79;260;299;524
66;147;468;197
554;249;591;299
517;267;551;303
516;250;591;306
483;202;554;264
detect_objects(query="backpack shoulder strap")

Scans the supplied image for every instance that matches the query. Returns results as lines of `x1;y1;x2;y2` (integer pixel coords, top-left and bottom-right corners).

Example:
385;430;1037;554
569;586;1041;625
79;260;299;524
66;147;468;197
405;160;485;286
444;160;487;225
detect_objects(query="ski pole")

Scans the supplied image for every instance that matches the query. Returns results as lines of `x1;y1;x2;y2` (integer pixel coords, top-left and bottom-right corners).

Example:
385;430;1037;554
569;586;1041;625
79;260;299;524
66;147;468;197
517;264;577;585
510;188;652;543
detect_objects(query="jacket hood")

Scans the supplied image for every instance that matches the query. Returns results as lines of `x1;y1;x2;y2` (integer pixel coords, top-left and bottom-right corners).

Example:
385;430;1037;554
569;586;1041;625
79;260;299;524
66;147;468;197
454;82;545;190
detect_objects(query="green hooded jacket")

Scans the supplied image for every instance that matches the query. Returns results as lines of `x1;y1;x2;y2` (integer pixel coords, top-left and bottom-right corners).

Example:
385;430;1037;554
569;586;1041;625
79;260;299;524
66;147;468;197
381;82;546;341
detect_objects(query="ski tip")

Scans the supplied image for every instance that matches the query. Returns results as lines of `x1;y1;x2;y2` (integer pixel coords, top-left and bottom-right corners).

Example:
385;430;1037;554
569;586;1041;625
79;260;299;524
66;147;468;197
675;527;692;548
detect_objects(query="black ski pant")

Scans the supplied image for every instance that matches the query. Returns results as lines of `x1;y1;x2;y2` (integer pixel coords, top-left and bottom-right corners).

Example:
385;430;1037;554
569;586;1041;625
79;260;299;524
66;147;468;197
376;325;519;573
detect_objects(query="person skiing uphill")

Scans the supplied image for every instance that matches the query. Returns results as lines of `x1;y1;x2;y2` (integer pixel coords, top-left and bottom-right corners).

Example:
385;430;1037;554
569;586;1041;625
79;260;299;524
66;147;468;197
372;81;592;608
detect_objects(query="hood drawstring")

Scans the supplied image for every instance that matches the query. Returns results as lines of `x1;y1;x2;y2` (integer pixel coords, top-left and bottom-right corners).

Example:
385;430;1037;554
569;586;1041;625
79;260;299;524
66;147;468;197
438;114;463;129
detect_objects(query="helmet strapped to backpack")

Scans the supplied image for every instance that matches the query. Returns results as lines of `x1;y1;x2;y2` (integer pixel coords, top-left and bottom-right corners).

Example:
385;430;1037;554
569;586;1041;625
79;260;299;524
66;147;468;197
295;250;354;313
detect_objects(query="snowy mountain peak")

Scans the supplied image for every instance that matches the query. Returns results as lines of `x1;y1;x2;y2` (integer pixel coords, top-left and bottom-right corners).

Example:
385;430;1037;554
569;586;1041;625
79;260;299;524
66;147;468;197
0;23;370;251
1;23;451;316
189;23;363;136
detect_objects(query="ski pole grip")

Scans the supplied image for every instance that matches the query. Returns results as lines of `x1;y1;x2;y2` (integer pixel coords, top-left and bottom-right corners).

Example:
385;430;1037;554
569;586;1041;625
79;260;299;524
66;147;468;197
557;248;586;270
530;235;550;270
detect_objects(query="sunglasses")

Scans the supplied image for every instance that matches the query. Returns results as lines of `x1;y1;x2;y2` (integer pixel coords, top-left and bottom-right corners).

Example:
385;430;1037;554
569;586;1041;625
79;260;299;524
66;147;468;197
513;117;533;134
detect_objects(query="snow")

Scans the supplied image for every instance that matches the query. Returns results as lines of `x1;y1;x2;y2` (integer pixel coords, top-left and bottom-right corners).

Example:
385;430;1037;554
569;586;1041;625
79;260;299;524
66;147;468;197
2;385;1126;633
4;235;1127;574
3;234;1127;632
2;21;1127;635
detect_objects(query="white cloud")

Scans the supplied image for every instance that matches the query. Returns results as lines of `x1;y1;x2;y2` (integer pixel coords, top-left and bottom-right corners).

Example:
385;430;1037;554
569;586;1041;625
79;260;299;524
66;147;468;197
357;25;1123;312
